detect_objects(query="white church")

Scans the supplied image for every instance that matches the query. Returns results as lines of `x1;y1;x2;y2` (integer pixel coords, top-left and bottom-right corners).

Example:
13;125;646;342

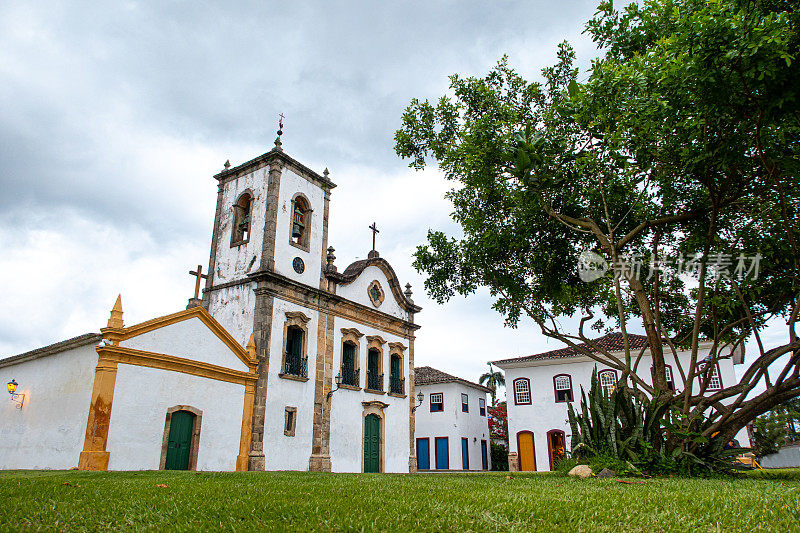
0;135;422;473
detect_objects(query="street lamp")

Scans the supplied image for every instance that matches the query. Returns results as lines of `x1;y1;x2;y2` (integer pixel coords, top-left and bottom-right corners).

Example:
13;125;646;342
326;373;343;401
412;391;424;412
7;379;24;409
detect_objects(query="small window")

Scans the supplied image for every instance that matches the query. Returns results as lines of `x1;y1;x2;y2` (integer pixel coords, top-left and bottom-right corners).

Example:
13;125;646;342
703;363;722;391
231;192;252;246
284;326;307;377
342;341;358;387
513;378;531;405
284;407;297;436
290;195;311;250
461;393;469;413
598;370;617;396
651;365;676;391
479;398;486;416
430;393;444;412
553;374;573;403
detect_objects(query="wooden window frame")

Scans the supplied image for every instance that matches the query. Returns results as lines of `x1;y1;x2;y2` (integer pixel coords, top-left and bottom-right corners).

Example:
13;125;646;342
553;374;573;403
461;393;469;413
513;378;531;405
230;191;253;247
289;193;313;252
284;406;297;436
702;362;723;391
429;392;444;412
598;369;618;396
479;397;486;416
279;311;311;382
340;328;363;390
365;335;385;393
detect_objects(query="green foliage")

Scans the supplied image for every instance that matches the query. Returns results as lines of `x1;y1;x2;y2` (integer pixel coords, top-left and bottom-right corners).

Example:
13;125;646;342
479;363;505;405
568;368;744;475
490;442;509;471
751;398;800;458
396;0;800;459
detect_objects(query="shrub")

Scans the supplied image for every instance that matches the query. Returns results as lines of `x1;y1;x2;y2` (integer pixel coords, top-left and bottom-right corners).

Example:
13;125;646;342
490;443;508;471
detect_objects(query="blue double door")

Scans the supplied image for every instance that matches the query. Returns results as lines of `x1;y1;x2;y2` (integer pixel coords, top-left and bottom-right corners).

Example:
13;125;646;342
416;437;450;469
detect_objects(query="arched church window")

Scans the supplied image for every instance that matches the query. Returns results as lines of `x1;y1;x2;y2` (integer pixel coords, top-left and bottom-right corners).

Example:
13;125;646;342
231;192;252;246
290;195;311;251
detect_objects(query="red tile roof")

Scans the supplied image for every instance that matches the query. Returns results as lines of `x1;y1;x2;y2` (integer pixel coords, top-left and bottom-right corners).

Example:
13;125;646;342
492;333;651;365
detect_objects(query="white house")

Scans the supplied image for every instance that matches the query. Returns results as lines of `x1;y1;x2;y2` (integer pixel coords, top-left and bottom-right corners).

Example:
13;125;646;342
493;333;747;472
414;366;492;471
1;135;422;473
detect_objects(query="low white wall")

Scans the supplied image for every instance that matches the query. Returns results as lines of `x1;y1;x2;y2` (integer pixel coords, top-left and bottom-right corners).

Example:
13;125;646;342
0;344;97;470
760;446;800;469
106;364;245;471
415;382;491;470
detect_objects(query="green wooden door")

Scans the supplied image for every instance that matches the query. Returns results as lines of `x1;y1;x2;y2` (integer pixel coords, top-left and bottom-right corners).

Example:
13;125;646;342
364;414;380;473
165;410;194;470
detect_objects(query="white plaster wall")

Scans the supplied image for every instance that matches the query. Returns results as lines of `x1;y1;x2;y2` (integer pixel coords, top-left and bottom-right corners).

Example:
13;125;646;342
120;316;249;372
107;364;245;471
273;167;326;286
502;348;747;472
415;382;491;470
0;345;97;469
328;316;411;473
213;166;268;284
335;265;409;322
760;445;800;468
262;297;320;471
207;282;256;348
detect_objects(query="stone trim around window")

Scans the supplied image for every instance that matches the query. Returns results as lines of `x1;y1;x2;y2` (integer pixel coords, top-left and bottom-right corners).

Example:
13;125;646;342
279;311;311;380
289;192;313;253
284;406;297;436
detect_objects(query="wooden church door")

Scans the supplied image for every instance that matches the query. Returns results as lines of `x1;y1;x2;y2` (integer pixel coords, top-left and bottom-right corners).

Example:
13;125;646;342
165;410;194;470
364;414;380;472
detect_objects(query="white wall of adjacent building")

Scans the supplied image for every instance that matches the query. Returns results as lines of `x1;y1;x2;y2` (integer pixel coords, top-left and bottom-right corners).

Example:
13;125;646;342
415;382;491;471
501;348;747;472
0;343;97;470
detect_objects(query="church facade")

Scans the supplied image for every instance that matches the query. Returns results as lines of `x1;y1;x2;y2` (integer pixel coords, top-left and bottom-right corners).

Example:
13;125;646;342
0;136;421;473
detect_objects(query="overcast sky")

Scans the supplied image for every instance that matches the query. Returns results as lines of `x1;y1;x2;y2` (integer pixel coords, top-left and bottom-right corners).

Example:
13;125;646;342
0;1;783;392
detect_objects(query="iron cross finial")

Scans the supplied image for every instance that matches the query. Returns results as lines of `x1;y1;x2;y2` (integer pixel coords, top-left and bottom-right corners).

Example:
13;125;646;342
277;113;285;136
369;222;379;252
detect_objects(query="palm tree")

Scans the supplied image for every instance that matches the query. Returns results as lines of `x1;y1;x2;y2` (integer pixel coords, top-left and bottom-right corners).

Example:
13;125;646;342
479;363;505;406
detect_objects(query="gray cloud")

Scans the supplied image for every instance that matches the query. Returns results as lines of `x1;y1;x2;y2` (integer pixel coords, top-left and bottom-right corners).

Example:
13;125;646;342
1;0;615;385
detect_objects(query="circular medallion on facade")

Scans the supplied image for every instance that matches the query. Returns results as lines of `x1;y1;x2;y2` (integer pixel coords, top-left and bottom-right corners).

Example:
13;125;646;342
293;256;305;274
368;280;385;307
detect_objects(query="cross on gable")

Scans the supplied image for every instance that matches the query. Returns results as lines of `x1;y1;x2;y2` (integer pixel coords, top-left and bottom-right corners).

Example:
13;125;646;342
369;222;379;252
189;265;208;300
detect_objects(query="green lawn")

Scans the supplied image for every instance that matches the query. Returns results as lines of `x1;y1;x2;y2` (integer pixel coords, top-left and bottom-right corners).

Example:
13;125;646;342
1;470;799;532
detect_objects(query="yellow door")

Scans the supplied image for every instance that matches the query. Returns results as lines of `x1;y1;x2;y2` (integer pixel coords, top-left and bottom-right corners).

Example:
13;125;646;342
518;432;536;471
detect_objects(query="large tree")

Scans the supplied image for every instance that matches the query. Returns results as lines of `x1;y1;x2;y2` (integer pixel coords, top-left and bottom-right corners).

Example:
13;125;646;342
395;0;799;449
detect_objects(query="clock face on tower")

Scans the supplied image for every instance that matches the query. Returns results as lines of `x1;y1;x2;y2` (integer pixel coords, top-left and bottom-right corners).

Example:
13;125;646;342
292;257;305;274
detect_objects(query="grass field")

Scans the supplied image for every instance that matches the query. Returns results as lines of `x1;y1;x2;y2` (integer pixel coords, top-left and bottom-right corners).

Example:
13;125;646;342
1;469;799;532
